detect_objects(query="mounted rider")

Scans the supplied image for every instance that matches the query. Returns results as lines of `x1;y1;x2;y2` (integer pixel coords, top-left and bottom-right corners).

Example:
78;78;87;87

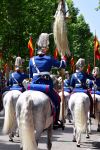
7;56;28;92
70;58;95;118
29;33;66;128
88;67;100;95
64;71;72;93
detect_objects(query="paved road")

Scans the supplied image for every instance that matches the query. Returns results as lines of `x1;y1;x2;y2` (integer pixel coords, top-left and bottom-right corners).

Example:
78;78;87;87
0;114;100;150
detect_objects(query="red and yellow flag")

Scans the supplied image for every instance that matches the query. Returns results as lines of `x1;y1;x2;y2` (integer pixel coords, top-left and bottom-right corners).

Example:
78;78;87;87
54;48;58;59
70;56;75;72
94;35;100;60
28;36;34;58
86;63;91;75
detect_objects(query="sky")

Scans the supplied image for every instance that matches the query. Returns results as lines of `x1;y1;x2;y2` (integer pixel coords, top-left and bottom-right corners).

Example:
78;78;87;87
72;0;100;40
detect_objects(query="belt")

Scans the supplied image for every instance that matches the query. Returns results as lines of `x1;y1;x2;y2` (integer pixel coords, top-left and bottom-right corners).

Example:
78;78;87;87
75;83;82;88
13;84;19;86
33;72;50;77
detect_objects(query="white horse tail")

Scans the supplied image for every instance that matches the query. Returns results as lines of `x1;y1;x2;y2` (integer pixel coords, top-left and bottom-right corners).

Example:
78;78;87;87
3;93;15;134
74;100;87;133
20;94;37;150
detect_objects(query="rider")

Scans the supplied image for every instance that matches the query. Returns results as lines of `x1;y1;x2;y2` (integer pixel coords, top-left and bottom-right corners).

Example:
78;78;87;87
8;56;29;92
29;33;66;128
70;58;95;118
64;71;72;93
90;67;100;94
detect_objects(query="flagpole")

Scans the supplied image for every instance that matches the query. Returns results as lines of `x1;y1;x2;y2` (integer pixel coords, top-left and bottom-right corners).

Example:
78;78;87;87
93;31;96;116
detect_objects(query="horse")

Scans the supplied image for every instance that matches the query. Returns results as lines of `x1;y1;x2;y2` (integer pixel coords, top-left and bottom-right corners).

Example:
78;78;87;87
59;91;71;123
16;90;53;150
91;93;100;132
2;90;22;141
68;92;91;147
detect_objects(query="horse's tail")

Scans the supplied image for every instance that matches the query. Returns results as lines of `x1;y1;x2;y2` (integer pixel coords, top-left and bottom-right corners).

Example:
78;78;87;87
74;100;87;133
2;93;15;134
20;93;37;150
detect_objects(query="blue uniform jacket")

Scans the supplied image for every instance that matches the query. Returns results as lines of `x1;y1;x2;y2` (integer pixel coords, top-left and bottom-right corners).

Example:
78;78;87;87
9;71;29;90
64;79;72;93
88;77;100;95
29;55;66;88
70;71;94;91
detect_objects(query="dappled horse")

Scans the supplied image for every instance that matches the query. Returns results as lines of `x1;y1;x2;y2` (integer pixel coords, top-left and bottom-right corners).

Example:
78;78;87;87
2;90;22;141
16;90;53;150
68;92;91;147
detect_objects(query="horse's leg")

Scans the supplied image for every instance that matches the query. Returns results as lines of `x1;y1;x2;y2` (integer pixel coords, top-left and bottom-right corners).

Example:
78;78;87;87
86;121;90;138
47;124;52;150
97;112;100;132
9;118;18;142
76;131;81;147
88;114;91;134
72;124;76;142
67;108;72;123
16;103;23;150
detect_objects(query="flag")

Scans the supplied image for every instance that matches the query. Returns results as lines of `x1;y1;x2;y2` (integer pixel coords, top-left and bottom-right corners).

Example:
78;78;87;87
70;56;75;72
54;48;58;59
70;56;74;67
86;63;91;75
94;35;100;60
28;36;34;58
0;53;2;59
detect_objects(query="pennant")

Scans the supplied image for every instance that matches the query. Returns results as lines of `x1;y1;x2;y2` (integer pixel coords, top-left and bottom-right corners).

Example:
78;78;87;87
54;48;58;59
86;63;91;75
28;36;34;58
94;35;100;60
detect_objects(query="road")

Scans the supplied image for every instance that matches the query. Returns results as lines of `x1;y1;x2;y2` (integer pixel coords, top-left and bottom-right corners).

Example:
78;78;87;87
0;113;100;150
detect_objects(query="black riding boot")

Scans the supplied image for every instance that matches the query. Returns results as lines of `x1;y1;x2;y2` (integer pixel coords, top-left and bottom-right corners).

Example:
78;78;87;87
53;105;62;129
87;91;95;119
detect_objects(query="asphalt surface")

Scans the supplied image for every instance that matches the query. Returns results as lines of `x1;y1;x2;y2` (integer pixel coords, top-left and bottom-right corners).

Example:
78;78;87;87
0;111;100;150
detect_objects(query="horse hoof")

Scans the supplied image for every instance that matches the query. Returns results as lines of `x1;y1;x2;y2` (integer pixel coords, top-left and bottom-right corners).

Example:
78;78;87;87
86;135;90;138
97;128;100;132
62;125;65;130
9;138;13;142
69;120;72;123
72;139;76;142
77;144;80;147
16;133;19;137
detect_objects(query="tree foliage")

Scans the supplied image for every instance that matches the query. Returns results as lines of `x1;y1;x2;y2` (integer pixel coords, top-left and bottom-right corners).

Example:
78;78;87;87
0;0;99;71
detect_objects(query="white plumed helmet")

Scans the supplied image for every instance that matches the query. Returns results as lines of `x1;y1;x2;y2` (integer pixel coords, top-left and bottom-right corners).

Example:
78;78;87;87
37;33;49;48
15;56;23;71
76;58;85;69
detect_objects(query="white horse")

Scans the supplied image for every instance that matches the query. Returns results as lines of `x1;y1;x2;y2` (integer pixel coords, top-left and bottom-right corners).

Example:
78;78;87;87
68;92;91;147
2;90;22;141
16;90;53;150
91;93;100;131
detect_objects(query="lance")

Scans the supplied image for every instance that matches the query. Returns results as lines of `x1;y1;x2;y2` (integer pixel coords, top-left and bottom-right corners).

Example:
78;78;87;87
53;0;70;124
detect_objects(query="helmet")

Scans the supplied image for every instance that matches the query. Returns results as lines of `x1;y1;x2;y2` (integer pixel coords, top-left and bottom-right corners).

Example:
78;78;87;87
92;67;100;77
76;58;85;69
37;33;50;55
15;56;23;71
